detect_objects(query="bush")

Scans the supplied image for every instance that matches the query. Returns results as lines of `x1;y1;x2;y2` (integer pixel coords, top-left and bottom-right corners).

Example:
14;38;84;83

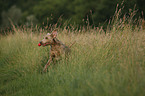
1;5;22;28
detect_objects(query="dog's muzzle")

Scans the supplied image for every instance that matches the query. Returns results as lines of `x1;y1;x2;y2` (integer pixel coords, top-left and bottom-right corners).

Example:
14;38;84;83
38;41;43;46
38;41;50;46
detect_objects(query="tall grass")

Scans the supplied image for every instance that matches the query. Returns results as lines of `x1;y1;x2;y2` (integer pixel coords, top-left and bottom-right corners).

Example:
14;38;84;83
0;7;145;96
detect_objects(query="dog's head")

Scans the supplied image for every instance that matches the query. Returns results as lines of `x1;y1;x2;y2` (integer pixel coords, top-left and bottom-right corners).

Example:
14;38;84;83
39;30;58;46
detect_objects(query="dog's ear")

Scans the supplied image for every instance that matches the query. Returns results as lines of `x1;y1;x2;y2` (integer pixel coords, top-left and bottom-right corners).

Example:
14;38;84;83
51;30;58;38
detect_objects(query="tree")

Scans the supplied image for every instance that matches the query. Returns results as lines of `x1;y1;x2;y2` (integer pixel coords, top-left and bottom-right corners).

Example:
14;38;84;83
1;5;22;27
33;0;70;26
1;0;145;28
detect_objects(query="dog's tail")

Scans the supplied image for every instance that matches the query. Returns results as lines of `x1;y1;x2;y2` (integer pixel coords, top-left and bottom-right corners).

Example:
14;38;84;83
69;41;76;48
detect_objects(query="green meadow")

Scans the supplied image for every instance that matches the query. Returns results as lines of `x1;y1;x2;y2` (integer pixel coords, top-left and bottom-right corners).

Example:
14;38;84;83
0;9;145;96
0;26;144;96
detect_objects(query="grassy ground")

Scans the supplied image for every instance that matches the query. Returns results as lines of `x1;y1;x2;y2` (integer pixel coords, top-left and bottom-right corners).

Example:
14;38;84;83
0;25;144;96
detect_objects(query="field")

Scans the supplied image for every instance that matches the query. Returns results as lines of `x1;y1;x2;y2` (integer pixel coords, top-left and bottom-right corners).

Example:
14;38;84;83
0;25;145;96
0;8;145;95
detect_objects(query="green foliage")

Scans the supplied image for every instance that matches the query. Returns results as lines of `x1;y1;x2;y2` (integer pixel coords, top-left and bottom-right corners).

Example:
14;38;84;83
0;19;145;96
32;0;120;26
0;3;145;95
1;5;22;27
0;0;145;28
25;15;38;26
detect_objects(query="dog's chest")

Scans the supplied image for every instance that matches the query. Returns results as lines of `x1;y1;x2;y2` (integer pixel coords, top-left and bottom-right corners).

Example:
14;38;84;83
50;45;65;58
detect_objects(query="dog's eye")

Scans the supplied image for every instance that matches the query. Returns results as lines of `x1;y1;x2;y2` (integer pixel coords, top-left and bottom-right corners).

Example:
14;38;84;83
45;37;48;39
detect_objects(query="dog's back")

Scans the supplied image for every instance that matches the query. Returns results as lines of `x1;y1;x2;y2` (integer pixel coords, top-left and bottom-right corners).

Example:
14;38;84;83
50;38;71;60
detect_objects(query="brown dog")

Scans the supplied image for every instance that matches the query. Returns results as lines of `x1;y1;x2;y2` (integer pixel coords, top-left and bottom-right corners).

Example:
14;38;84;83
38;30;71;72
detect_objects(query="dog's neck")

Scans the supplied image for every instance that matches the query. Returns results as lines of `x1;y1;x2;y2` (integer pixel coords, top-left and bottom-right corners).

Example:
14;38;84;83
50;38;62;48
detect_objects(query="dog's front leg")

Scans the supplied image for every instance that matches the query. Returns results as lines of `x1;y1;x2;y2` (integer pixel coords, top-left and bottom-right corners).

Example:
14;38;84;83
43;57;52;72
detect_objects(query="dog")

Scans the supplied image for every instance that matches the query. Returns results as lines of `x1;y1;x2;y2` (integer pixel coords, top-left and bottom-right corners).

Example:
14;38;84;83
38;30;71;72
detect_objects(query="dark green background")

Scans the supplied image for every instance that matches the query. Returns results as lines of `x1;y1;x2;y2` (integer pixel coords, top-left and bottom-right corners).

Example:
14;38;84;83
0;0;145;28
